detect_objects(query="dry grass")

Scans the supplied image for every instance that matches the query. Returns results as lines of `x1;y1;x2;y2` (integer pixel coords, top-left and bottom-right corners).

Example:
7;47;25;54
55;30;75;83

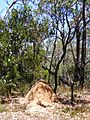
0;83;90;120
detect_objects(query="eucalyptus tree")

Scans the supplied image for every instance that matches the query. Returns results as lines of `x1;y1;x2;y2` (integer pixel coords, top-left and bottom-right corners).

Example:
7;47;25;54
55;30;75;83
80;0;87;89
37;0;82;93
69;0;90;89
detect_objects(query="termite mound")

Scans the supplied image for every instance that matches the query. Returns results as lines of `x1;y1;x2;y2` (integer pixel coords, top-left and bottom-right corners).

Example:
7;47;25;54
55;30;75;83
25;79;57;106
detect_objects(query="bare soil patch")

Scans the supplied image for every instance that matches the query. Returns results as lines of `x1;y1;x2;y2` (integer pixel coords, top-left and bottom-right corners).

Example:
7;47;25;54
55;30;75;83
0;80;90;120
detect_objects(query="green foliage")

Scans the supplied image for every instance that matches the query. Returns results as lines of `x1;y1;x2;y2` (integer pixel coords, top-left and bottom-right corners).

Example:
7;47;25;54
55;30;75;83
16;82;30;96
60;61;75;81
62;107;70;113
0;0;90;96
0;103;3;113
0;2;49;96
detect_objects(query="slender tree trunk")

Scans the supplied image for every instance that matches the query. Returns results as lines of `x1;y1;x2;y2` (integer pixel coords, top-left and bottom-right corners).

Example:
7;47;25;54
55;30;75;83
48;0;58;84
71;81;74;105
80;0;86;89
74;24;81;82
32;41;36;81
74;2;81;83
54;70;58;93
54;49;66;93
48;38;56;83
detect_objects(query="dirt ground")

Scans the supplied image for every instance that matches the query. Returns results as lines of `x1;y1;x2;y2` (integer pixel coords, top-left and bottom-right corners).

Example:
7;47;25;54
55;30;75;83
0;91;90;120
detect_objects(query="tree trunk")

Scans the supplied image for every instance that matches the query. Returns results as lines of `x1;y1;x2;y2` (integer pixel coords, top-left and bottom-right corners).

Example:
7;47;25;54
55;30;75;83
32;41;36;81
80;0;86;89
54;49;66;93
54;71;58;93
71;81;74;105
74;1;81;83
74;23;81;82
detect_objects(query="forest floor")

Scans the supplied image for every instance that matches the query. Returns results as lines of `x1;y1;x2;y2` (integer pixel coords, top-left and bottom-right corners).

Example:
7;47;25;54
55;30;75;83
0;90;90;120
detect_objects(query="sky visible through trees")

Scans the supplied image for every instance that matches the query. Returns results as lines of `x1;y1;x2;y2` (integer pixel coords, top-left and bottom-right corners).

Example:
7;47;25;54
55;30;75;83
0;0;90;99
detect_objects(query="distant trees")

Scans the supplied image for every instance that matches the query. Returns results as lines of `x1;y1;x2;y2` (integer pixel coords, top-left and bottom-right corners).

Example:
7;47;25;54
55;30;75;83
70;0;90;89
38;0;90;92
0;0;90;97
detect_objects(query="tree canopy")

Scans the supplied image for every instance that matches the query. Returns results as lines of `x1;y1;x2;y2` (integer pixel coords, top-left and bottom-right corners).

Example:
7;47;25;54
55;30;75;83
0;0;90;96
